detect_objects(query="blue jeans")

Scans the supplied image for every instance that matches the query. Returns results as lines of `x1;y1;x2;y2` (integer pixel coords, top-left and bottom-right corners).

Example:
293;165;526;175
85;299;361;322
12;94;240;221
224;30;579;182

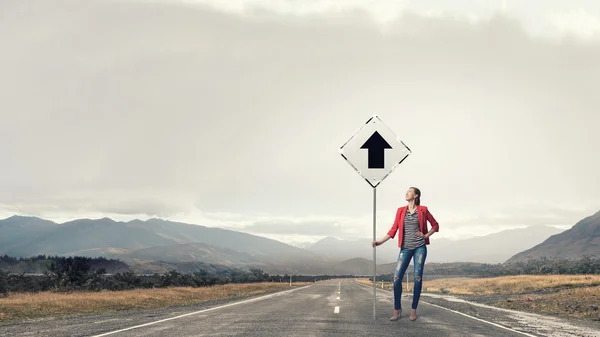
393;244;427;310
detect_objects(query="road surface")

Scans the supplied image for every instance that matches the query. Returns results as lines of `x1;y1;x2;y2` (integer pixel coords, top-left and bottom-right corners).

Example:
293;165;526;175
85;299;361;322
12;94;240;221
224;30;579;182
1;279;552;337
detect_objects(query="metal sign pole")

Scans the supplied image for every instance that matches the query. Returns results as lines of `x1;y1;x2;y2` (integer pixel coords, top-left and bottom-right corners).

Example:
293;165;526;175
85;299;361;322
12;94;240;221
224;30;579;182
372;186;377;321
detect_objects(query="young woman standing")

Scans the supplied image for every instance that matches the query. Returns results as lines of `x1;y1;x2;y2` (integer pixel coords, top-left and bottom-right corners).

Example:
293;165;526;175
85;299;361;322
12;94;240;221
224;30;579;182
372;187;440;321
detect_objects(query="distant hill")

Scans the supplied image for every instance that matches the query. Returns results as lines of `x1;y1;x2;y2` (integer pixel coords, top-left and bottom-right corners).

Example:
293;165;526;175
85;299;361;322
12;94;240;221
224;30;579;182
506;210;600;263
0;215;406;275
0;216;319;257
0;215;330;275
3;217;170;257
330;257;378;276
308;225;564;264
0;213;575;276
426;225;564;263
0;215;59;255
116;241;333;275
307;236;400;264
119;242;253;266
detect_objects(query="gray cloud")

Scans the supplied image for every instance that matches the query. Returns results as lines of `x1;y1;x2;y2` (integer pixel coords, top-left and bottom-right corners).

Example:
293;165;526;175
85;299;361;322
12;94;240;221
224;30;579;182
447;206;597;226
91;199;188;217
0;195;188;219
237;219;349;236
0;0;598;237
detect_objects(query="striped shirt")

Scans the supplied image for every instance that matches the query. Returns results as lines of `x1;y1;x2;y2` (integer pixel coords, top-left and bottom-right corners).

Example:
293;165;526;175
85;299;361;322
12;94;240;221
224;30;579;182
401;208;425;250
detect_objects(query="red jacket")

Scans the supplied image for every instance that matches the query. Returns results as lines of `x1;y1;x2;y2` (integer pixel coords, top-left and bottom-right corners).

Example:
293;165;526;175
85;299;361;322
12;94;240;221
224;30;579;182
387;205;439;247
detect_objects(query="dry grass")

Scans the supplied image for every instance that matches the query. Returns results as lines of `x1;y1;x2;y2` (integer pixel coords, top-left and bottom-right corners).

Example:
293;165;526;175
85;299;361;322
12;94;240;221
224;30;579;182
421;275;600;295
358;275;600;295
0;282;311;324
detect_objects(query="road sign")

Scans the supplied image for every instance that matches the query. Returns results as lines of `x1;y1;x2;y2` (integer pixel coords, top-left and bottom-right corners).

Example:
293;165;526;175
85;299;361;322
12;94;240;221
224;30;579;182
339;115;411;188
338;115;412;321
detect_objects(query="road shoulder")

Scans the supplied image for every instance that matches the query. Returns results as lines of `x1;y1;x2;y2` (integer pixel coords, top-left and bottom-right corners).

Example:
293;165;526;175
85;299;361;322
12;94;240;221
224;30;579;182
355;280;600;337
418;292;600;337
0;284;312;337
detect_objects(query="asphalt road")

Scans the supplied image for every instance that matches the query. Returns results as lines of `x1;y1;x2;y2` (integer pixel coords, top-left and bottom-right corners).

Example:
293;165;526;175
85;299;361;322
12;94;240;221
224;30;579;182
1;279;548;337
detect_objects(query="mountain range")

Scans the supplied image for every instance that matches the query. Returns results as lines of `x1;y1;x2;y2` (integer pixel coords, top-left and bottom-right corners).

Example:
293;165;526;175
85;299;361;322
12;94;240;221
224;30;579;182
305;224;563;264
505;210;600;263
0;216;329;275
1;210;598;275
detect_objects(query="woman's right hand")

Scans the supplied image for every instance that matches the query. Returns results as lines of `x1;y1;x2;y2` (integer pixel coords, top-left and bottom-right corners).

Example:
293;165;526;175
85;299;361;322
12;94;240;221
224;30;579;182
371;240;380;247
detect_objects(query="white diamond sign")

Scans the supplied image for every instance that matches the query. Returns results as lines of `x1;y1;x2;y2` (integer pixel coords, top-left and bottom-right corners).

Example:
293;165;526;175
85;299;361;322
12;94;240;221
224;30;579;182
339;115;411;188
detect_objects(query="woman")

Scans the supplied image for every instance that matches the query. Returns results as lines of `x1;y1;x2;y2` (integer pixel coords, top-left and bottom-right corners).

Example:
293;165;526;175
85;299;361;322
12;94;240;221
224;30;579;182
371;187;439;321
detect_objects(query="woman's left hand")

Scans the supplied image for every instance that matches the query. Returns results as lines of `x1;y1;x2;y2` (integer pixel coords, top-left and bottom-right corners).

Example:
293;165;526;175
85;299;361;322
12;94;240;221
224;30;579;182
416;231;429;239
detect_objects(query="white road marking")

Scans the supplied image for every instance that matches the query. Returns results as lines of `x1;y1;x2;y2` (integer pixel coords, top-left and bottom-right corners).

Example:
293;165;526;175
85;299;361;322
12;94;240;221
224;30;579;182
334;306;340;313
354;281;537;337
336;297;340;300
89;285;312;337
420;300;538;337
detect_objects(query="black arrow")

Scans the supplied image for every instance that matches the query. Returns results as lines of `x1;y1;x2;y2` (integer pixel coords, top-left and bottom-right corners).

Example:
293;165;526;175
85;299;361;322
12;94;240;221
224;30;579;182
360;131;392;169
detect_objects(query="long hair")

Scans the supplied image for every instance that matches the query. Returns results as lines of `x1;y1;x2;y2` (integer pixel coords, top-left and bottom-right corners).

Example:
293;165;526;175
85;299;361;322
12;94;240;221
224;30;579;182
410;187;421;206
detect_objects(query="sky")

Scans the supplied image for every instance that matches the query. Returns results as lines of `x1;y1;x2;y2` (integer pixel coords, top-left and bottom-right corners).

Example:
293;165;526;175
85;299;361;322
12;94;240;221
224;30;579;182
1;0;599;246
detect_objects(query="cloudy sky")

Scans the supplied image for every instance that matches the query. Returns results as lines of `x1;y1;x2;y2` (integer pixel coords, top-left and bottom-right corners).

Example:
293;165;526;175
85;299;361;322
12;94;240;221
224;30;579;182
1;0;599;246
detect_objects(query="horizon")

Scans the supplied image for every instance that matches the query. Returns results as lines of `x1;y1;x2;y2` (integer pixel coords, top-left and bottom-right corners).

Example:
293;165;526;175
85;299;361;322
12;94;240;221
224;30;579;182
0;212;575;247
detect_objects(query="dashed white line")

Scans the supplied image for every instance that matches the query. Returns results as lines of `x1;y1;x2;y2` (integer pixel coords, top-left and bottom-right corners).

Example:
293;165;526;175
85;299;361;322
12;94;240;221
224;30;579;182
334;306;340;313
336;297;340;300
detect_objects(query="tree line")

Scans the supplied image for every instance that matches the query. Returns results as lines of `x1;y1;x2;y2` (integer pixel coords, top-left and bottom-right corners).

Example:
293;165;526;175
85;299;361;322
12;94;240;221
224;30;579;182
378;255;600;282
1;255;599;296
0;254;130;274
0;256;345;296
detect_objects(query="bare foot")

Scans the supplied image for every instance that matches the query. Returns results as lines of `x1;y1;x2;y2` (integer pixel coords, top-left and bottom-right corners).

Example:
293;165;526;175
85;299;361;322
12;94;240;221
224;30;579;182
410;309;417;321
389;309;401;321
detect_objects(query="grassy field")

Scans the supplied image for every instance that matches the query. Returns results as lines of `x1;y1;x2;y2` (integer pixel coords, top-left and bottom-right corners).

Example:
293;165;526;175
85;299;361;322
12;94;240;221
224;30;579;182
358;275;600;321
0;282;313;324
419;274;600;295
